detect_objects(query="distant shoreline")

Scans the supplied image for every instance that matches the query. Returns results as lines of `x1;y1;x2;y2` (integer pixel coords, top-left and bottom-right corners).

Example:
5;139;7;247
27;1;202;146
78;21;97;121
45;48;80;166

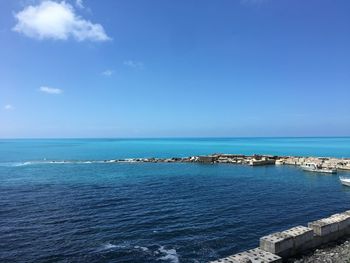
1;136;350;140
100;153;350;171
20;153;350;171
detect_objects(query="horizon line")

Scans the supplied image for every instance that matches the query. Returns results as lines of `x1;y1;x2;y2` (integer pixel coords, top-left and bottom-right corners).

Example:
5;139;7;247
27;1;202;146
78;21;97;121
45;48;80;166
1;136;350;140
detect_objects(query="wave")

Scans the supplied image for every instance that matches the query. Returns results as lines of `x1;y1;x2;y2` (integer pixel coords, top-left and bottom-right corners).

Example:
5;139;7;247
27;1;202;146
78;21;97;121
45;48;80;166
134;245;149;252
0;159;137;167
97;242;151;254
0;161;32;167
95;243;178;262
102;242;118;250
97;242;126;252
158;246;179;263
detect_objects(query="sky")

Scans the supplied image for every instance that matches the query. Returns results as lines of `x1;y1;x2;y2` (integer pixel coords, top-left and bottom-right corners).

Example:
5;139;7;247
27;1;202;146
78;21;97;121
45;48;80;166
0;0;350;138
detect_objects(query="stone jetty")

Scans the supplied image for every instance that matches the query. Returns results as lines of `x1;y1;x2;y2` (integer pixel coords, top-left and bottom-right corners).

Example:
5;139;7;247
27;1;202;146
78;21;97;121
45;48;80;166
109;153;350;171
209;210;350;263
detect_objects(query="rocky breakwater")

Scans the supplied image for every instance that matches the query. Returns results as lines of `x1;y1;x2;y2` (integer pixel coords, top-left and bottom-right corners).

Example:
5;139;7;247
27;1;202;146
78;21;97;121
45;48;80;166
110;154;350;171
112;154;278;165
276;156;350;171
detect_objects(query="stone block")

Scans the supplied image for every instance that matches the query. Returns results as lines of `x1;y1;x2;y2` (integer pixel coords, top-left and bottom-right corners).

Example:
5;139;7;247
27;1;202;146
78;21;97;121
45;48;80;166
245;248;282;262
197;156;216;163
259;232;294;256
343;210;350;218
308;217;338;236
209;253;252;263
329;213;350;231
209;248;282;263
281;226;314;249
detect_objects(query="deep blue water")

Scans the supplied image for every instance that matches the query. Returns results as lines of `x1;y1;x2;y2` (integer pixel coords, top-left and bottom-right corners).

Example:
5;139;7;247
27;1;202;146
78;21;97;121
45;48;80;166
1;138;350;263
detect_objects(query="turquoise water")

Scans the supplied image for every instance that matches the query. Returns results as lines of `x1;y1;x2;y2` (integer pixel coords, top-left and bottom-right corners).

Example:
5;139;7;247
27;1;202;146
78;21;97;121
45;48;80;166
1;138;350;262
1;137;350;163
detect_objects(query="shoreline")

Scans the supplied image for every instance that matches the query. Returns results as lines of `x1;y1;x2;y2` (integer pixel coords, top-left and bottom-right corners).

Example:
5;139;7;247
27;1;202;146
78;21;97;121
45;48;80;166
97;154;350;171
22;153;350;171
288;236;350;263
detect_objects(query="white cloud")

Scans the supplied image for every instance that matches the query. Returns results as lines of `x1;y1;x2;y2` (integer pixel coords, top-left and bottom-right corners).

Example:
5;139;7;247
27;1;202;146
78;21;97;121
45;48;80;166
123;60;144;69
76;0;84;9
39;86;63;94
13;1;110;42
4;104;14;110
102;69;114;76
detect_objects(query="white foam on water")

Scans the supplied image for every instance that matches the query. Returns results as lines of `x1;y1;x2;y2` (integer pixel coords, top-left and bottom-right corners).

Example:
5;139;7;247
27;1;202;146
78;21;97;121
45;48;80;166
97;242;125;252
1;159;140;166
44;160;117;164
17;161;32;166
123;158;137;163
158;246;179;263
0;162;32;167
48;161;69;164
134;245;149;252
104;159;116;163
104;243;117;249
104;243;118;249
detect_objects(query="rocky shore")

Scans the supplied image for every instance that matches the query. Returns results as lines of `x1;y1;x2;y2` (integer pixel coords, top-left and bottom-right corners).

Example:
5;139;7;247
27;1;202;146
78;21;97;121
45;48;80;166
289;237;350;263
111;153;350;170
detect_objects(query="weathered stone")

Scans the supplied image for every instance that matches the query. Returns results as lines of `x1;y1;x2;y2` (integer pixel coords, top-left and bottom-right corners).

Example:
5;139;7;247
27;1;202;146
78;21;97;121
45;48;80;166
282;226;314;249
260;232;294;256
245;248;282;262
308;217;339;236
249;159;275;166
197;156;216;163
209;253;252;263
209;248;281;263
330;213;350;231
342;210;350;217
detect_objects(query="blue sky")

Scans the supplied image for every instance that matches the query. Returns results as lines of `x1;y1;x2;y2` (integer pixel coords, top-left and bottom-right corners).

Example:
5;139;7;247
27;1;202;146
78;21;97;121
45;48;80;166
0;0;350;138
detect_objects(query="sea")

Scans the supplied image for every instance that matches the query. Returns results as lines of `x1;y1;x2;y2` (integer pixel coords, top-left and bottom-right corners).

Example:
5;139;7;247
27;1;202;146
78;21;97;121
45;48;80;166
1;137;350;263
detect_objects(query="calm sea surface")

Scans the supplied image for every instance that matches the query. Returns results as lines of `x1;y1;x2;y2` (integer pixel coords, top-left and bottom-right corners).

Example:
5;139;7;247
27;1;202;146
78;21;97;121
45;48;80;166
1;138;350;262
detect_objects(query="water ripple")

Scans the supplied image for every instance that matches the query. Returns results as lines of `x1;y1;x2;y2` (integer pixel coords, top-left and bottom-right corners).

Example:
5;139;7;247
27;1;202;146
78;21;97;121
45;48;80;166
1;163;350;262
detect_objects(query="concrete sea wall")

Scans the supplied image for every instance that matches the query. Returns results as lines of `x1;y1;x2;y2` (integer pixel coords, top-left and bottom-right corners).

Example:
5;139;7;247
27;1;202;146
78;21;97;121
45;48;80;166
209;210;350;263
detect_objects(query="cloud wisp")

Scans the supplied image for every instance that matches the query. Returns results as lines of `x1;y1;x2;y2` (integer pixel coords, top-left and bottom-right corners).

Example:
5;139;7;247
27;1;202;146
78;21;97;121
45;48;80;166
102;69;114;76
76;0;84;9
13;0;110;42
4;104;14;111
39;86;63;95
123;60;144;70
